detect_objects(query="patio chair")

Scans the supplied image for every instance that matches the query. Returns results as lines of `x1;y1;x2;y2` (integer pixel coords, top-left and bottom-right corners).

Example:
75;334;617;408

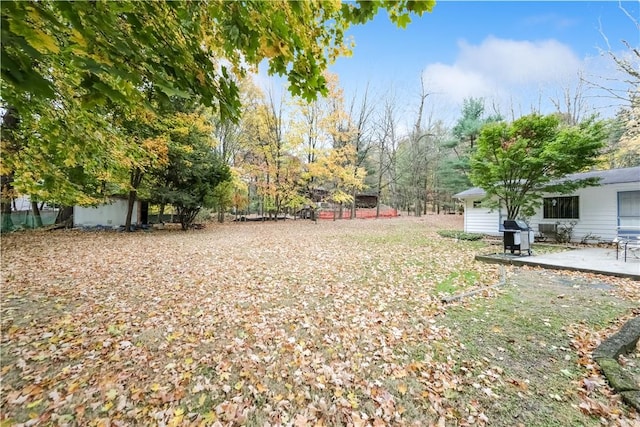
614;227;640;262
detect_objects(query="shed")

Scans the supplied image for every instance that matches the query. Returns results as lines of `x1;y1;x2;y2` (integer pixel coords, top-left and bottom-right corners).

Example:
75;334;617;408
73;197;148;228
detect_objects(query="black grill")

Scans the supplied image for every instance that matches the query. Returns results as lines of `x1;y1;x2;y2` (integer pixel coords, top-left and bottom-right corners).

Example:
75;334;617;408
503;220;532;256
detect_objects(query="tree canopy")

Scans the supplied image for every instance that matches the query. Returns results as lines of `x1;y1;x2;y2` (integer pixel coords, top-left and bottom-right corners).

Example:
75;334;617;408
5;1;638;228
469;114;606;220
1;0;434;117
150;116;231;230
0;0;435;227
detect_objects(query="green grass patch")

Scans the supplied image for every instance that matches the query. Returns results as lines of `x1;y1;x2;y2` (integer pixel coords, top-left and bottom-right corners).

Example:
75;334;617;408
436;270;479;295
439;270;637;426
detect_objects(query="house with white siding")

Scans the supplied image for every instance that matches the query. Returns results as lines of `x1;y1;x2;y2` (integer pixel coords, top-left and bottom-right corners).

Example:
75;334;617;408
454;166;640;243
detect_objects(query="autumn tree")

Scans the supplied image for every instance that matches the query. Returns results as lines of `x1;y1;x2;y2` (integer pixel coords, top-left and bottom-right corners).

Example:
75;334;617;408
209;169;250;222
226;78;270;218
260;91;288;219
400;77;437;217
550;75;589;126
290;73;353;203
236;85;298;219
3;82;127;215
598;102;640;169
470;114;606;220
150;111;231;230
114;103;170;231
245;92;286;217
309;145;366;219
591;1;639;168
296;73;360;218
612;92;640;167
604;6;640;168
397;120;448;215
2;0;433;222
2;0;434;118
0;107;19;232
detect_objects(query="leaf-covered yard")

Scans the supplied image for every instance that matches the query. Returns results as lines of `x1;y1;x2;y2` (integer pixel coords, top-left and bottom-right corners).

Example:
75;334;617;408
1;216;638;426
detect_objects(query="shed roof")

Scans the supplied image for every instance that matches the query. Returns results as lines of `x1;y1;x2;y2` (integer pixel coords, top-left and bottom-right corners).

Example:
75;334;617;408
453;166;640;199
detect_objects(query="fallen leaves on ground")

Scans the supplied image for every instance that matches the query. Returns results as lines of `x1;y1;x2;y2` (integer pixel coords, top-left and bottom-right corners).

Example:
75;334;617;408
1;216;638;426
567;311;640;426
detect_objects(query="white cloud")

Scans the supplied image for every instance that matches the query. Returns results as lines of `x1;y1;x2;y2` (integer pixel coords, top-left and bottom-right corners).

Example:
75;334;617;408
457;37;581;85
422;36;585;114
423;63;496;101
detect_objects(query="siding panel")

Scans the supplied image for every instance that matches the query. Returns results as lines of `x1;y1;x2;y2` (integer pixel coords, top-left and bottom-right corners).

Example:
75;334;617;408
460;182;639;242
463;198;501;235
73;198;138;227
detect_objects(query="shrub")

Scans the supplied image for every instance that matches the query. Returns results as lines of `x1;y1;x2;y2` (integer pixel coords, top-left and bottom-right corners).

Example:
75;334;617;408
437;230;484;241
555;221;577;243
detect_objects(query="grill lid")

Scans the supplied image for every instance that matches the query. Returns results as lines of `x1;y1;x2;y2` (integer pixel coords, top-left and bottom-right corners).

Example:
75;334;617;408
503;219;529;230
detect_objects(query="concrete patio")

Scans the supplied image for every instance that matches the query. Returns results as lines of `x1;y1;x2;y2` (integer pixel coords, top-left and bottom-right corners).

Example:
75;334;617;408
476;247;640;280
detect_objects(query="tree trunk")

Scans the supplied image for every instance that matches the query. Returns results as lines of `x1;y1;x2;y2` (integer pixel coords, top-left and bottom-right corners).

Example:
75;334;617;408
423;177;429;215
125;167;143;231
1;107;19;232
274;194;280;222
158;203;166;223
351;187;357;219
55;206;73;227
376;168;383;219
31;200;43;228
177;206;200;230
125;190;137;231
1;174;14;232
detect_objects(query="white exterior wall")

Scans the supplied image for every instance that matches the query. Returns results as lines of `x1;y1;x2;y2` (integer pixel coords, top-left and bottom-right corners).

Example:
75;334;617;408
462;197;502;236
529;182;639;243
73;198;138;227
460;182;639;242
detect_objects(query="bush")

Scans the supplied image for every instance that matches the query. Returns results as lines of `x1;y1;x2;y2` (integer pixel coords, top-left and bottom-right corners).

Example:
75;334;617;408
437;230;484;241
555;221;577;244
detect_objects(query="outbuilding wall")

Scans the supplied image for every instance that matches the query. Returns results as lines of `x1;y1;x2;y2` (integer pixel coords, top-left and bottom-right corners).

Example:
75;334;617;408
73;198;138;227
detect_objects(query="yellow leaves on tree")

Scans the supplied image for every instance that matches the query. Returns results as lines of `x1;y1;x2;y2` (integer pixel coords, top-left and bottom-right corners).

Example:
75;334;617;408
309;144;365;205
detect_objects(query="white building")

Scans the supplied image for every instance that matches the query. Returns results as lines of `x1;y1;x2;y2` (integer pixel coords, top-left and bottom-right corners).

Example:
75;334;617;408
454;166;640;242
73;197;146;228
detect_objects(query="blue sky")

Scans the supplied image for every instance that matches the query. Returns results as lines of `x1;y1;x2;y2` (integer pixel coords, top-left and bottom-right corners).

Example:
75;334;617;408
327;1;639;125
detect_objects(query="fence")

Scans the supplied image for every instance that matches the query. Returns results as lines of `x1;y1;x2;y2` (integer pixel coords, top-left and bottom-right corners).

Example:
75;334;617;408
317;207;399;220
8;210;58;228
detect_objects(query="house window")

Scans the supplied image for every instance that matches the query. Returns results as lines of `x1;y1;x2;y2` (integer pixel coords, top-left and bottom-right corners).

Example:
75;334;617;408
543;196;579;219
618;190;640;228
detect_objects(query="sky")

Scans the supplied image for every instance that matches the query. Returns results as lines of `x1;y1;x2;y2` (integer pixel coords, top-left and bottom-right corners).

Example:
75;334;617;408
323;0;639;127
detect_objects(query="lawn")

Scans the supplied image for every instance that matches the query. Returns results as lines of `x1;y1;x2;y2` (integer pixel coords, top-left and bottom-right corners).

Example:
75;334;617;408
1;216;638;426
